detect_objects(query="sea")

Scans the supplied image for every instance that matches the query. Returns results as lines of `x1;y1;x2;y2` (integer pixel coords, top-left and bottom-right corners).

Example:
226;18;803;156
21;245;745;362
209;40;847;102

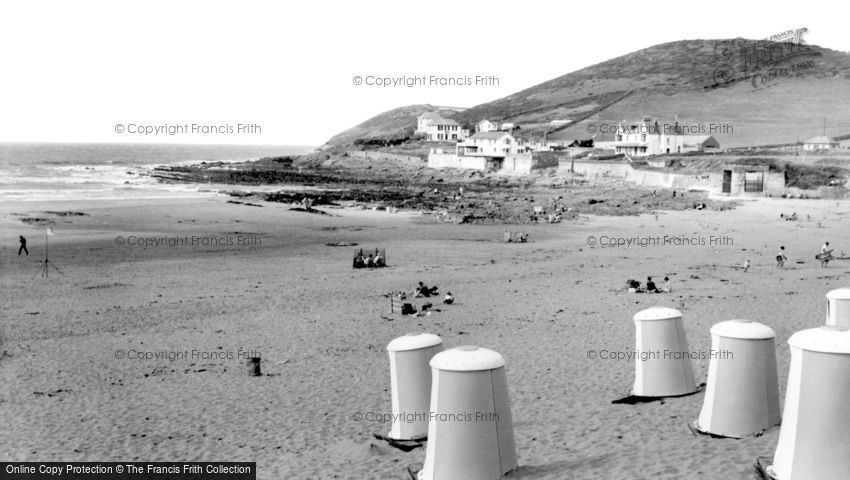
0;143;315;202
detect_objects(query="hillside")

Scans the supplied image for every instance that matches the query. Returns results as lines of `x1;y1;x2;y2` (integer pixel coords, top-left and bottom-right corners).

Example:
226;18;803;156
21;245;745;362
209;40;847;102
324;104;464;147
325;39;850;149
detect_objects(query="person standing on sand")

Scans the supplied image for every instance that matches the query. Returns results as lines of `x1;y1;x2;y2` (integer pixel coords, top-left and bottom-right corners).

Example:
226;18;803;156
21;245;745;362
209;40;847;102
776;246;787;268
743;260;750;272
18;235;28;255
821;241;832;268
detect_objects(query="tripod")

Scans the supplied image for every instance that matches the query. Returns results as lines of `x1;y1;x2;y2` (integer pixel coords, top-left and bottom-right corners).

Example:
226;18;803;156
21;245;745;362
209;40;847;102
34;230;63;279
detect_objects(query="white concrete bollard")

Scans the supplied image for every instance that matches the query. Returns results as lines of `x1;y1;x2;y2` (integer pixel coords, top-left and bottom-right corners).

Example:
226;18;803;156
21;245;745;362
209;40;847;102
695;320;781;437
386;333;444;441
419;346;517;480
825;288;850;327
632;307;697;397
769;326;850;479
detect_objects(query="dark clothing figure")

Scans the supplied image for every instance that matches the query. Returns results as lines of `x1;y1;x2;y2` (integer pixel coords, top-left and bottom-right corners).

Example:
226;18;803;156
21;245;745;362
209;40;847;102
646;277;659;293
416;282;439;298
18;236;28;256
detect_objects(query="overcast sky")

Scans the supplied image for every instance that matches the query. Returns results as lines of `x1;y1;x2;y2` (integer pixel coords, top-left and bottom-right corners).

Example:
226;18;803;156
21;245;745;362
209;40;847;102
1;0;847;146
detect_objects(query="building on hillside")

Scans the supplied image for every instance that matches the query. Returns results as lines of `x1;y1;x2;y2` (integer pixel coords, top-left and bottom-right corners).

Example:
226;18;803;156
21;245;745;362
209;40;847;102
416;112;444;133
612;117;720;156
476;119;497;133
416;112;469;141
682;135;719;152
428;131;550;173
594;141;617;150
803;136;838;151
499;122;516;131
457;131;522;157
518;136;549;153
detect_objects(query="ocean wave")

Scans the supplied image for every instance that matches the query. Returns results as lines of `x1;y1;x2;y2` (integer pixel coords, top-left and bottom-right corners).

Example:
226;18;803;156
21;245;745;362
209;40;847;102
0;142;313;201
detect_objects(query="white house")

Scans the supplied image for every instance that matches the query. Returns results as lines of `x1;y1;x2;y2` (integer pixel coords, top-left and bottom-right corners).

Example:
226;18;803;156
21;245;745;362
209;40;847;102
594;140;618;150
612;118;719;156
476;119;497;133
429;132;536;173
416;112;442;133
803;136;838;151
521;136;549;152
456;131;522;157
499;122;516;131
416;112;469;142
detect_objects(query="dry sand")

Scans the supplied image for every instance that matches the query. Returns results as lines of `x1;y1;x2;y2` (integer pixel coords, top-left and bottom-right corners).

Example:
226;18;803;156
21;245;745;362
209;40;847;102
1;195;849;479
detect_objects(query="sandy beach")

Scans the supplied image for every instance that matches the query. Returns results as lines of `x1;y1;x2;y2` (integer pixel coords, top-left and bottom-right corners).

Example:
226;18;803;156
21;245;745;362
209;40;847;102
1;194;849;479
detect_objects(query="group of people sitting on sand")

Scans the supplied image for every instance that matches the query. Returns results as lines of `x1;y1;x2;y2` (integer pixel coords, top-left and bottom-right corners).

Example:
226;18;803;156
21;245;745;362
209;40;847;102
627;276;671;293
780;212;799;222
392;283;455;316
353;250;386;269
408;282;454;304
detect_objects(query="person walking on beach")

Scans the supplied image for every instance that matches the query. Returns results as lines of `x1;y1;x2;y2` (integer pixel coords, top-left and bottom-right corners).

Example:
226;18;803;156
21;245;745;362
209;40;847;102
743;259;750;273
776;246;787;268
820;241;832;268
18;235;28;256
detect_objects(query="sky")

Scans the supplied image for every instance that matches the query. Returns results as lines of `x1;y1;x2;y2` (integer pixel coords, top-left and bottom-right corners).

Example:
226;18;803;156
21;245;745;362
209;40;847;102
1;0;848;146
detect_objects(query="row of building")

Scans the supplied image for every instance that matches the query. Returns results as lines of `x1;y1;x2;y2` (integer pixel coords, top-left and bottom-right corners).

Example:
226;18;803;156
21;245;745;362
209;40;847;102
415;112;526;142
419;112;850;187
417;111;850;155
418;113;724;158
422;114;725;174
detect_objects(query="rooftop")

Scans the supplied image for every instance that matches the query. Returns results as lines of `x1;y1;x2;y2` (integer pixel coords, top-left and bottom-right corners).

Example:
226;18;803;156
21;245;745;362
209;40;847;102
418;112;446;121
804;135;837;144
468;131;512;140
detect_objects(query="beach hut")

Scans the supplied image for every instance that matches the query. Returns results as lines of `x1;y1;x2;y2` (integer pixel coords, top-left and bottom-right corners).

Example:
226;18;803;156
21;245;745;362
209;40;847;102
825;288;850;327
632;307;697;397
765;326;850;479
695;320;780;438
386;333;444;441
418;346;517;480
